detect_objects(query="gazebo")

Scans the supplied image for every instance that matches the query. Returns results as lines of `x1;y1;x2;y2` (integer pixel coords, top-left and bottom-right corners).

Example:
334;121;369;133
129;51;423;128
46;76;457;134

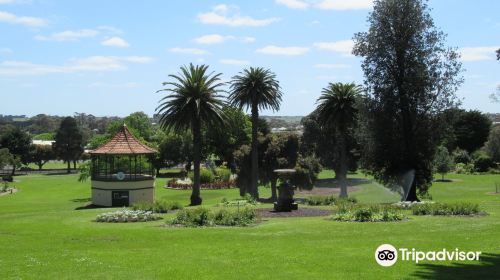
89;124;157;207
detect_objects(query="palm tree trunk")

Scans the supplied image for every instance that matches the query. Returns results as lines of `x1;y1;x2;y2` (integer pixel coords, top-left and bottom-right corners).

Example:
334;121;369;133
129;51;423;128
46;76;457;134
338;133;348;198
250;102;259;199
191;118;202;205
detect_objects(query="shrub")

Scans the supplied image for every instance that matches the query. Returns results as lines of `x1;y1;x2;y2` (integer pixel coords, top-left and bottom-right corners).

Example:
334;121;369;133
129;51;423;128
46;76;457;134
188;169;215;184
331;204;405;222
216;167;232;182
453;149;471;164
169;207;257;227
212;207;257;226
305;195;357;206
131;200;183;213
473;154;494;172
171;208;213;227
454;163;475;174
95;210;161;223
2;175;13;182
412;202;481;216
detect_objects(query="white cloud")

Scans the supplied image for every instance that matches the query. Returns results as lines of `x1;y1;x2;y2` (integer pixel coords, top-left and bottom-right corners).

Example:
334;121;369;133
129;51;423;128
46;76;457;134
193;34;227;44
219;59;250;65
0;56;153;76
315;0;373;10
97;25;123;34
241;36;256;43
35;29;99;41
276;0;309;9
256;45;309;56
314;63;350;69
101;37;130;48
314;40;354;56
460;46;499;61
0;10;47;27
0;47;12;54
168;47;210;55
193;34;256;44
198;5;280;27
0;0;31;4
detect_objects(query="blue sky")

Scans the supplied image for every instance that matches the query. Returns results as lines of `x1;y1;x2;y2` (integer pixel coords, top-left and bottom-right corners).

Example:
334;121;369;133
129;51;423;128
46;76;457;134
0;0;499;117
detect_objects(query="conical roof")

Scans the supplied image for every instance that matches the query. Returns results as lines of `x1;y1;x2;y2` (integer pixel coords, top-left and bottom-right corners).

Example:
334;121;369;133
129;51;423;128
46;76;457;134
89;125;157;155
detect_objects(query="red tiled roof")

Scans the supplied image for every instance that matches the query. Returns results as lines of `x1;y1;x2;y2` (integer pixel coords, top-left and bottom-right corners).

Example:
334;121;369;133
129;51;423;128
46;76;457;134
90;125;157;155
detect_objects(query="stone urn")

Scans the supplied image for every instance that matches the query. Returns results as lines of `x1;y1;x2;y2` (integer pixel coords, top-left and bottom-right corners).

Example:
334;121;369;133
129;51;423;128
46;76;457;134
273;169;298;212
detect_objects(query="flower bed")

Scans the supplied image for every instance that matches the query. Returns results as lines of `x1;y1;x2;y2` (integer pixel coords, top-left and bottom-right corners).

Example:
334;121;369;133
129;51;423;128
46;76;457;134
166;179;236;190
95;210;161;223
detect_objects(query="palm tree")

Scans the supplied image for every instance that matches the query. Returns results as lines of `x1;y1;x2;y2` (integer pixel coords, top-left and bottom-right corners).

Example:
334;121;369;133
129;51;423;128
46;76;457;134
229;67;282;199
156;64;226;205
315;82;361;198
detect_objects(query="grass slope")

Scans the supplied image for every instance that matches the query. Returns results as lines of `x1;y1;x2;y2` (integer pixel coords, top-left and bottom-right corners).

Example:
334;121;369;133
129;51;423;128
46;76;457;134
0;172;499;279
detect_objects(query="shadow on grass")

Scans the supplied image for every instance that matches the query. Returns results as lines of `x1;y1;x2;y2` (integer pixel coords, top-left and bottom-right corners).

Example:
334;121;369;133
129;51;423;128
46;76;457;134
74;204;110;210
314;178;371;188
71;198;91;203
434;179;454;182
412;253;500;280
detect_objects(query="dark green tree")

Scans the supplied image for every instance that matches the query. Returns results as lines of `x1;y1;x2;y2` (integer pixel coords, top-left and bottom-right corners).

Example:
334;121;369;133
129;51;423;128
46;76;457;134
156;64;226;206
0;148;13;170
353;0;463;201
229;67;283;199
301;111;359;177
485;126;500;163
53;117;84;173
314;83;361;198
31;145;55;170
205;107;251;165
262;133;300;201
454;110;492;153
0;127;33;175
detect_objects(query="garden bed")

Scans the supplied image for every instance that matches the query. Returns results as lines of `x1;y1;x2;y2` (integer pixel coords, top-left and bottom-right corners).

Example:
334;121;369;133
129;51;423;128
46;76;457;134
166;179;236;190
256;207;331;218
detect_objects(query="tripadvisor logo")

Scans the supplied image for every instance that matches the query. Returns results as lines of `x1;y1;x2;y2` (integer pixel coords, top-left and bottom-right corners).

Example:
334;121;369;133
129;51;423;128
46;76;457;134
375;244;481;267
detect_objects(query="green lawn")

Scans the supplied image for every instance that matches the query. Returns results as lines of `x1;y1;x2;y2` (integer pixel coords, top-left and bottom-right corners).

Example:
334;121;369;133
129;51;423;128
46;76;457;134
0;171;499;279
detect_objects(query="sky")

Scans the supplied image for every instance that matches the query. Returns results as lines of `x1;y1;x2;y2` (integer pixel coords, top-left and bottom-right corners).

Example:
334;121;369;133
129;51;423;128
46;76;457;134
0;0;499;117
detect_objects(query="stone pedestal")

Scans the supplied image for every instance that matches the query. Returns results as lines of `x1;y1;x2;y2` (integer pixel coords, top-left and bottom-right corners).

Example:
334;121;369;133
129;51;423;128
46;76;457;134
273;169;298;212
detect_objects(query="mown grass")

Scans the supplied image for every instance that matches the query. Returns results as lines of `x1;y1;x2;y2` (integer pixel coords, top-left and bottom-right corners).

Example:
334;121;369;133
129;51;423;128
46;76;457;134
0;171;499;279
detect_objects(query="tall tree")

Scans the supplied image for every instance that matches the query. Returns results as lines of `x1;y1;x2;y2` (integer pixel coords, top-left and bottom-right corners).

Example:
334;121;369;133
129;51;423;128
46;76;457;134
53;117;84;173
353;0;463;201
314;83;361;198
0;127;32;175
229;67;282;199
156;64;226;206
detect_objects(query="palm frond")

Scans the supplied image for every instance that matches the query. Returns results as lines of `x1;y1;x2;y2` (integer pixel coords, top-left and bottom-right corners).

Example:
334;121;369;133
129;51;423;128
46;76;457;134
156;63;228;134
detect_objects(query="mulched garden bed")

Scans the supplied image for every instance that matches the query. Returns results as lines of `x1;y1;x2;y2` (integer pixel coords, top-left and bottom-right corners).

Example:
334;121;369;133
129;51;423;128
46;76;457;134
256;207;331;218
